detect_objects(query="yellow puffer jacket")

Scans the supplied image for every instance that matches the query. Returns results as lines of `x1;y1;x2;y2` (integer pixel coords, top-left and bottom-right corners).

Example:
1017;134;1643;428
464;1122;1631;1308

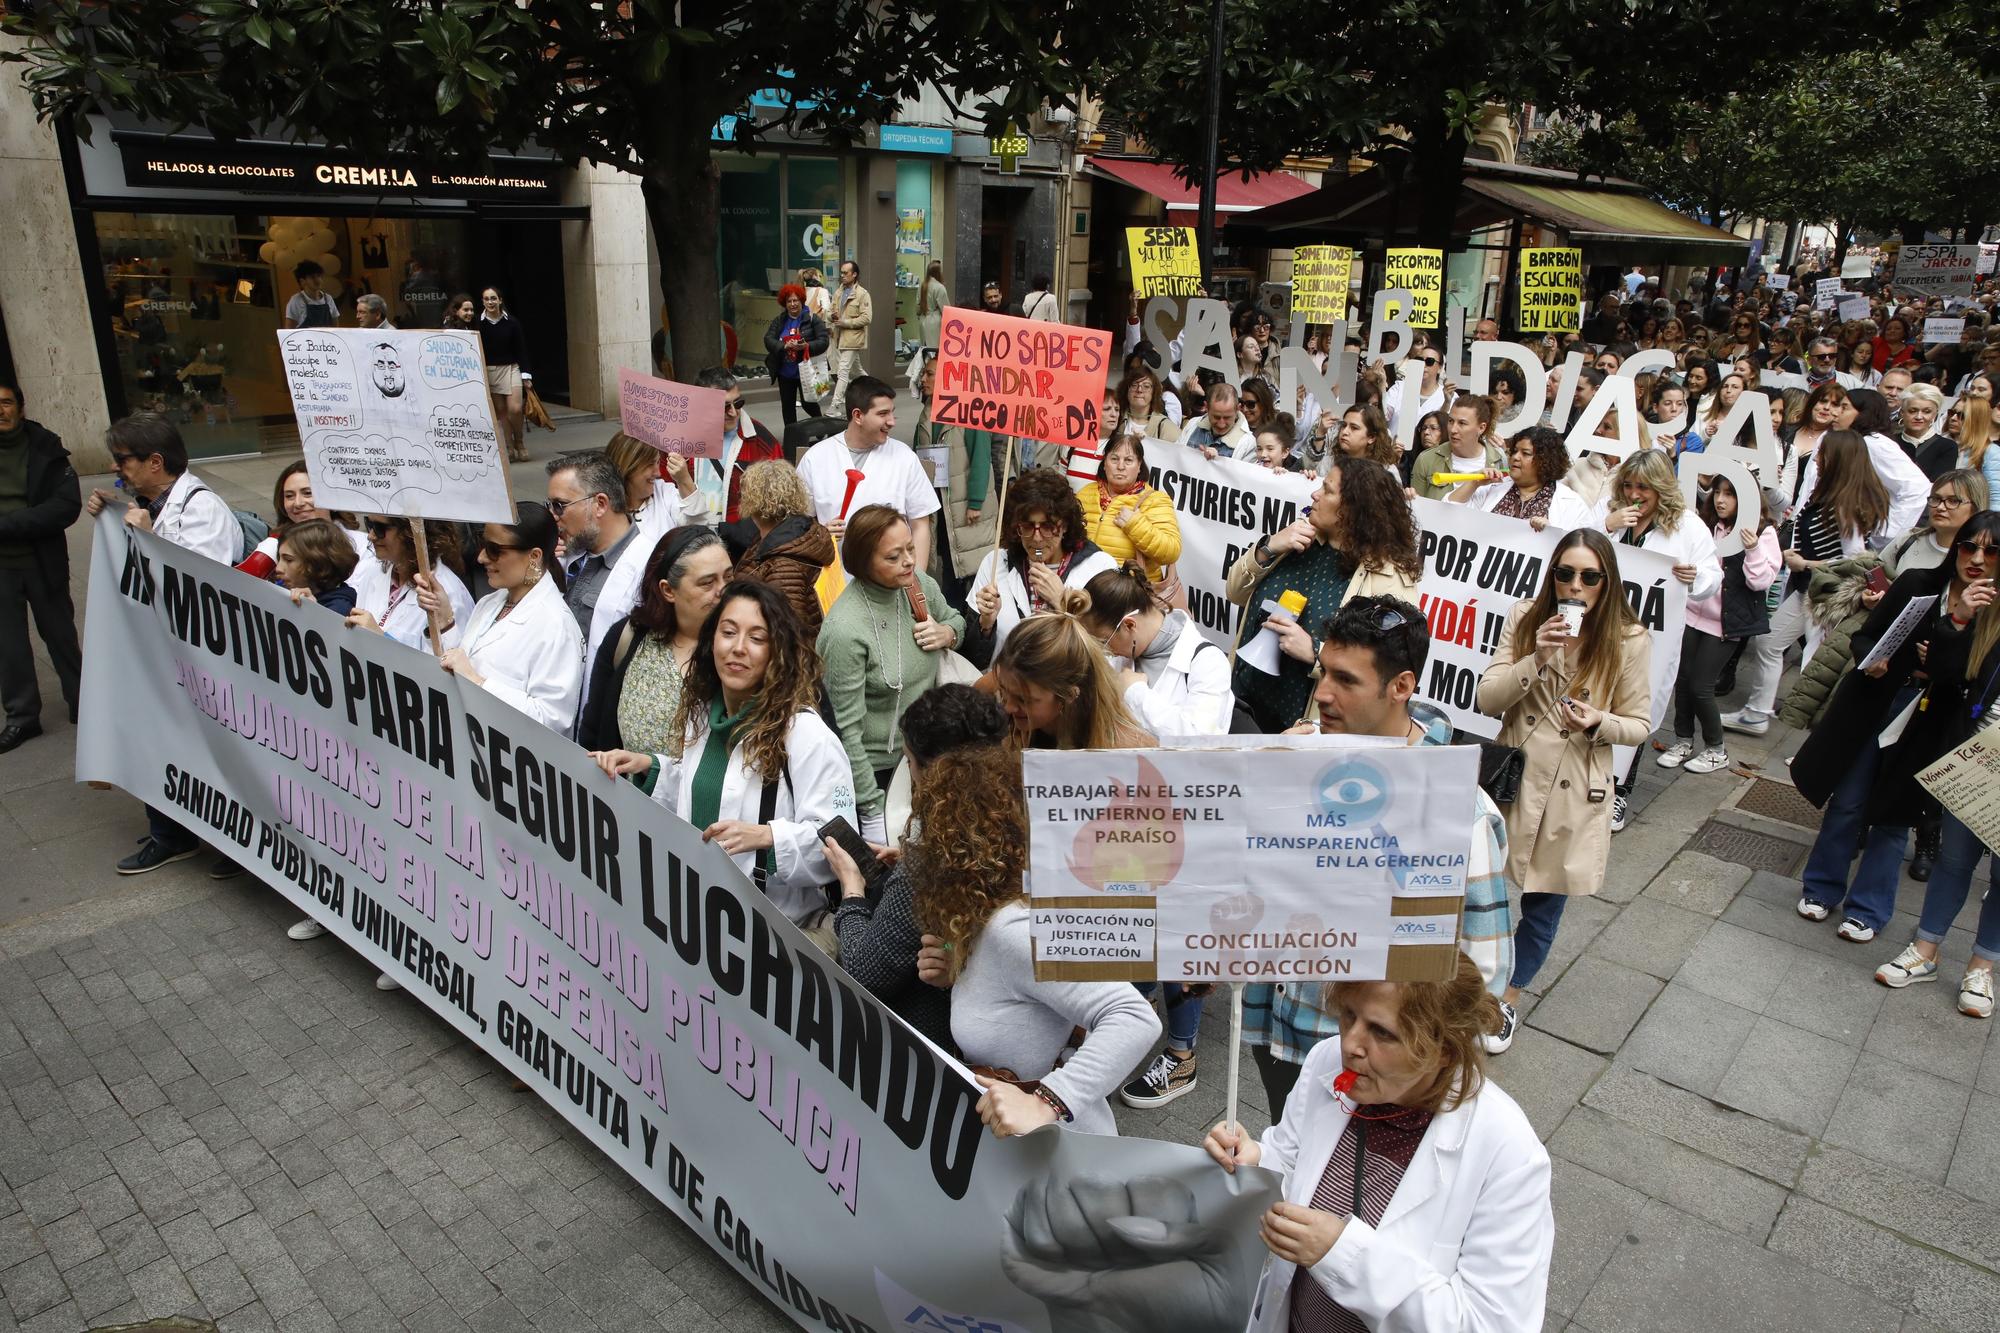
1075;482;1182;581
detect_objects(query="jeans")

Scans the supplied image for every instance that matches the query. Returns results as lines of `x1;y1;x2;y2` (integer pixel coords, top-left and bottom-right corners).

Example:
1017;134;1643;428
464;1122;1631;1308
1916;813;2000;961
1136;982;1206;1051
1740;588;1814;718
1673;626;1736;747
1252;1044;1302;1121
1510;892;1569;990
1798;688;1919;931
146;804;196;852
776;374;820;428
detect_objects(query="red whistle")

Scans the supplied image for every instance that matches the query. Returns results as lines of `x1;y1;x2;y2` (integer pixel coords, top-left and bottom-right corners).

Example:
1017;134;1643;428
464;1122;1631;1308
838;468;865;521
1333;1069;1359;1096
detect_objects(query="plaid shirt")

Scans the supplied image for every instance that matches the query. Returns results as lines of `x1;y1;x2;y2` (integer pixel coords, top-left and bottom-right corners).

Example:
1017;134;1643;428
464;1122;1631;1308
1242;701;1515;1065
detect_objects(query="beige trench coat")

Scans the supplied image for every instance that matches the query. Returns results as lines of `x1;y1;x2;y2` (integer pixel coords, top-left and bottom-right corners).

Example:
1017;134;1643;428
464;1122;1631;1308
1476;600;1652;896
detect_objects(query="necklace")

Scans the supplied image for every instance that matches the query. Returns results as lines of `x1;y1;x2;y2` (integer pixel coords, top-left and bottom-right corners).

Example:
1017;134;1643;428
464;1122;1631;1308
866;587;909;727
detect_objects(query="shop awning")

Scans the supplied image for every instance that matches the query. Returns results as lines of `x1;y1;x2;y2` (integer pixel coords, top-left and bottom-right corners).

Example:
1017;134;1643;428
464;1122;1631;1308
1084;156;1317;215
1463;176;1748;265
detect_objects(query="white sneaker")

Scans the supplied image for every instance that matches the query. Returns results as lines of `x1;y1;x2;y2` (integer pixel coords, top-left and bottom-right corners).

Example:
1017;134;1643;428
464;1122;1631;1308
1684;747;1731;774
1960;968;1995;1019
1836;917;1877;943
1721;709;1770;736
1657;740;1695;768
1796;896;1831;921
375;973;401;991
287;918;327;941
1610;793;1629;832
1480;1000;1518;1055
1874;944;1938;988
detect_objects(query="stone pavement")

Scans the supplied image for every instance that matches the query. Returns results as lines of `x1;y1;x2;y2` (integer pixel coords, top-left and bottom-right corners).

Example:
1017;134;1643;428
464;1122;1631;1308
1;426;1997;1331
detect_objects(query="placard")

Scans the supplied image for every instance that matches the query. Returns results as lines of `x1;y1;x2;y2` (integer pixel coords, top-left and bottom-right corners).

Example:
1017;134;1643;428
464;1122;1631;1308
1024;746;1475;983
1382;248;1445;327
1767;274;1791;290
616;367;728;458
1918;721;2000;854
1979;244;1998;277
1126;226;1204;298
274;327;511;524
1836;294;1870;322
1518;247;1583;334
1893;243;1979;299
1291;245;1355;321
1854;596;1937;672
1922;317;1966;345
931;307;1112;448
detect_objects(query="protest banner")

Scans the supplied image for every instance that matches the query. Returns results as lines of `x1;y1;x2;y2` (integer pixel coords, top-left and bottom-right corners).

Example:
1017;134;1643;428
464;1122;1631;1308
1126;226;1204;298
275;327;510;525
1408;497;1687;775
1922;317;1966;345
1136;438;1316;645
616;367;728;458
1024;746;1475;984
75;517;1278;1333
1836;293;1870;322
1813;277;1844;311
1290;246;1355;322
1382;248;1444;327
931;307;1112;449
1516;248;1582;335
1894;243;1979;299
1918;721;2000;855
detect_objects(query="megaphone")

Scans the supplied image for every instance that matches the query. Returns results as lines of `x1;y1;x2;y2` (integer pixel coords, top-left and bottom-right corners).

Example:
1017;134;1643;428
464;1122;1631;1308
1239;589;1309;675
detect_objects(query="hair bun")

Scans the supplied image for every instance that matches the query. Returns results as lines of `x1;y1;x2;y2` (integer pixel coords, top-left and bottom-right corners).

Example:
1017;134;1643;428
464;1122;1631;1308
1056;587;1094;618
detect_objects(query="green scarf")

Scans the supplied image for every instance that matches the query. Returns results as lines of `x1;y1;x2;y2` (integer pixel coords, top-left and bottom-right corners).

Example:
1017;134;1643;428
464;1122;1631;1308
688;694;751;830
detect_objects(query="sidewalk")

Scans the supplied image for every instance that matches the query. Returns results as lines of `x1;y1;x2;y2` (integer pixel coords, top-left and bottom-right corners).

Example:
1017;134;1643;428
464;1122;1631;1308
1;425;1996;1329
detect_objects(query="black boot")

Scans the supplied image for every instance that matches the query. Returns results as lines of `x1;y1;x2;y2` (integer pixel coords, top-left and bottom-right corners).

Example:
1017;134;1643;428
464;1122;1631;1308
1911;819;1942;882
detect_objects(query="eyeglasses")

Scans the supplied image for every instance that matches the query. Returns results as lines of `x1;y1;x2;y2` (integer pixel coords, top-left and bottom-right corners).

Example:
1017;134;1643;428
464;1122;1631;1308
1421;357;1441;367
1553;565;1606;587
723;398;744;412
547;493;602;518
1930;494;1970;509
1956;540;1999;556
1017;517;1061;534
109;452;136;466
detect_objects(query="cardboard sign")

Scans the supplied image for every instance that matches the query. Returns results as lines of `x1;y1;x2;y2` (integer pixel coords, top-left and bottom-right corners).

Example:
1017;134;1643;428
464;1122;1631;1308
1382;248;1445;327
1894;243;1979;299
1919;721;2000;854
616;368;728;458
1923;317;1966;345
1518;247;1584;334
1836;294;1870;322
1979;244;1997;277
1767;274;1791;290
274;327;511;524
1024;746;1476;983
930;307;1112;448
1291;245;1355;321
1126;225;1204;297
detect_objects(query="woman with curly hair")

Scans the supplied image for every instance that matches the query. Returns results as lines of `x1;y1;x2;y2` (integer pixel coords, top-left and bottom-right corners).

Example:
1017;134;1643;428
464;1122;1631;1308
591;580;854;934
1444;427;1595;532
1333;403;1399;473
345;515;474;651
991;607;1157;750
965;466;1117;665
734;459;836;635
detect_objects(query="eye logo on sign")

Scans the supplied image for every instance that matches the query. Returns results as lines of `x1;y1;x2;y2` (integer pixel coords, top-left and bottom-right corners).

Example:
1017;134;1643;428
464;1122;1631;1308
1314;758;1391;824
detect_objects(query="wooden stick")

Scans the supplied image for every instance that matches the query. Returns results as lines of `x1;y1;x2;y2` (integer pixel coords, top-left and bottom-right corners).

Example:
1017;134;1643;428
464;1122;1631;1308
988;435;1018;567
409;523;446;659
1225;982;1243;1134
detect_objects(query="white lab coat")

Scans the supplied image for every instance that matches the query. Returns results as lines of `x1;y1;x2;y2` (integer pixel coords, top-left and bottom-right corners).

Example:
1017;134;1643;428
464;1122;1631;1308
1120;612;1235;735
1793;432;1930;547
650;707;855;924
1248;1038;1553;1333
1583;497;1725;603
969;546;1119;657
349;558;475;653
1457;480;1597;535
152;471;242;565
440;573;583;734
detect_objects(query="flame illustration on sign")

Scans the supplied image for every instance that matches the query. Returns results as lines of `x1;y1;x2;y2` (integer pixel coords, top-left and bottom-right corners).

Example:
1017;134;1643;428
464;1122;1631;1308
1066;757;1186;891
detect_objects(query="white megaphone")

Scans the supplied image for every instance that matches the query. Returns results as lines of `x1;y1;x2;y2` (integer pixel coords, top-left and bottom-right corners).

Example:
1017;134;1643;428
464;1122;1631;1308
1239;589;1310;675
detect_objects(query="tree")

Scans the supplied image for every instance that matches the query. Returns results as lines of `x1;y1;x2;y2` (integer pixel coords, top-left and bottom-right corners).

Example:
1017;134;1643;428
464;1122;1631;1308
1524;101;1774;233
2;0;1121;377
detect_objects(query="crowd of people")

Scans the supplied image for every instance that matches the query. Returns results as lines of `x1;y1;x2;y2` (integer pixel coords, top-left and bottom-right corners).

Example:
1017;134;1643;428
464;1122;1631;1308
11;254;2000;1332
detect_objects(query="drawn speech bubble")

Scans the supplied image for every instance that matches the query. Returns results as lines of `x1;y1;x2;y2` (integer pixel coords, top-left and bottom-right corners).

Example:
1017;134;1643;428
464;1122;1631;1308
427;403;499;482
419;334;485;390
313;431;443;512
279;331;361;431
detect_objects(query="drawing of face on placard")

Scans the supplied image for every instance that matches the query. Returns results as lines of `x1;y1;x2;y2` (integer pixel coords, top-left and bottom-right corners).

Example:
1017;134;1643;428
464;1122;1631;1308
366;342;406;399
277;331;361;431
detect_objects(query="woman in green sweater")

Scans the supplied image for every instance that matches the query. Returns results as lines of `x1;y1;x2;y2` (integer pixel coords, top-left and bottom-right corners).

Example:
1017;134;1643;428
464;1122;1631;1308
818;504;966;842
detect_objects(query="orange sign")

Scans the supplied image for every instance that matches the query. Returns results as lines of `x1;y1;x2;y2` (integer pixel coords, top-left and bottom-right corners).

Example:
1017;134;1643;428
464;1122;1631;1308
930;307;1112;449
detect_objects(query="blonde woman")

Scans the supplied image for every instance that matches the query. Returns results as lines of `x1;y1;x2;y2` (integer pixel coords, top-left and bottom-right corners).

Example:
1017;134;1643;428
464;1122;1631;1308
1957;394;2000;508
990;608;1158;750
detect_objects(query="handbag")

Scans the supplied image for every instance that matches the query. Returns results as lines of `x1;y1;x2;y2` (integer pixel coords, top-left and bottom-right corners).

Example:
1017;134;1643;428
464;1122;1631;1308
523;385;554;432
803;353;832;400
1476;741;1526;805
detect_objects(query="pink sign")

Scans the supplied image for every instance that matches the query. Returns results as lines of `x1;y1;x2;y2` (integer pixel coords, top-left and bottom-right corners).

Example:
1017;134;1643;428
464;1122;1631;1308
616;368;727;458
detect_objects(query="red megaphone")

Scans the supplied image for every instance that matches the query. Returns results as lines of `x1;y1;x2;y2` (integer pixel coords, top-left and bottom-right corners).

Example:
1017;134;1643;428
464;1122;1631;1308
838;467;865;520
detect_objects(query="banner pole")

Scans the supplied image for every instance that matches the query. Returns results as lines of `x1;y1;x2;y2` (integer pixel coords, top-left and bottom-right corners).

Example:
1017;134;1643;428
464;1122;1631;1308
1225;982;1243;1134
410;523;446;658
988;435;1018;567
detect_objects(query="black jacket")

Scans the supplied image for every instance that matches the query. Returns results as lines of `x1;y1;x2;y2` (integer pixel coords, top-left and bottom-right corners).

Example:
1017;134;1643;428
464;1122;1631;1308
576;614;644;753
763;310;829;379
1718;545;1772;640
0;421;82;583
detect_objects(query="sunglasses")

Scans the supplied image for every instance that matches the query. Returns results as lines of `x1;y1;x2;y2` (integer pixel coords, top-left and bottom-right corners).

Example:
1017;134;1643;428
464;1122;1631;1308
1553;565;1606;587
109;452;137;466
547;493;602;518
1421;357;1441;367
365;521;395;536
723;398;744;412
1367;606;1409;632
1956;540;1999;556
1017;517;1061;533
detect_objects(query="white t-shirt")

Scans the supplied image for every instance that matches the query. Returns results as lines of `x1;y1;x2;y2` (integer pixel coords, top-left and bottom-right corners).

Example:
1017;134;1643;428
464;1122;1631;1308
283;291;340;326
796;435;943;526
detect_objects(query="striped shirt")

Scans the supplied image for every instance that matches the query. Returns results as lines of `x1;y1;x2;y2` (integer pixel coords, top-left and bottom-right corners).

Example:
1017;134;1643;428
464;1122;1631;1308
1289;1104;1436;1331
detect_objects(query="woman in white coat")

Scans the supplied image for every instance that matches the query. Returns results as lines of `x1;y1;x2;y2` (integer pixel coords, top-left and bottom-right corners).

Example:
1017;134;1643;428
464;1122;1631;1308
1077;564;1235;735
592;580;854;938
965;467;1117;665
1443;427;1596;534
415;501;584;734
346;517;475;651
1205;954;1553;1333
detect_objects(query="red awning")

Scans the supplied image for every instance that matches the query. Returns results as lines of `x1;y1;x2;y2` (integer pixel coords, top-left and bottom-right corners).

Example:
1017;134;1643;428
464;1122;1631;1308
1084;156;1317;214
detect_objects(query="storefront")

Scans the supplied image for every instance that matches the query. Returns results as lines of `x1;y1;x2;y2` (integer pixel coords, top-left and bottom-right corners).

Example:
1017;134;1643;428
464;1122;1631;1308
61;116;584;458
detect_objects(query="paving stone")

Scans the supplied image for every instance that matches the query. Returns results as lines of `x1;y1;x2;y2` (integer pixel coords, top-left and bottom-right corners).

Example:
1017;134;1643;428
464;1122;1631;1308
97;1210;168;1275
1712;1015;1859;1136
1945;1092;2000;1199
1;1253;67;1321
1527;956;1663;1055
1581;1066;1810;1186
1822;1054;1974;1185
1759;947;1886;1045
1797;1145;2000;1272
1614;982;1759;1097
1863;983;1994;1087
127;1253;198;1318
188;1253;259;1318
1640;850;1753;917
63;1250;135;1321
1519;895;1621;997
1586;897;1715;980
38;1206;107;1270
1547;1107;1786;1240
158;1208;226;1271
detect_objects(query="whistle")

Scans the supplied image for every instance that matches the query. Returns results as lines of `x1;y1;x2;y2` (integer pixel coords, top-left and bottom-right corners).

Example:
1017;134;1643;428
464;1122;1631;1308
1333;1068;1358;1096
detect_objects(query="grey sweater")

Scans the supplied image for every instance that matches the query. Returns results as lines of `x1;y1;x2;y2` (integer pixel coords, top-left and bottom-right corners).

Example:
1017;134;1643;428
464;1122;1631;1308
949;903;1161;1136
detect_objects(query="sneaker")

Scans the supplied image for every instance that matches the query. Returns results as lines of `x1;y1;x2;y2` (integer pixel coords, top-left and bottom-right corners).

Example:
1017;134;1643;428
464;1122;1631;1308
375;973;401;992
1960;968;1995;1019
207;855;245;880
1657;740;1695;768
1836;918;1877;943
1481;1000;1518;1055
286;918;327;941
1684;746;1731;774
1721;709;1770;736
1610;793;1629;832
1796;896;1831;921
1118;1049;1198;1108
1875;944;1938;988
115;839;199;875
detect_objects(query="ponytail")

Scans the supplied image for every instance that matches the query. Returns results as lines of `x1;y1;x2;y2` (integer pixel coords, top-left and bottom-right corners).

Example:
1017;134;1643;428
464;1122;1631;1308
1076;562;1161;633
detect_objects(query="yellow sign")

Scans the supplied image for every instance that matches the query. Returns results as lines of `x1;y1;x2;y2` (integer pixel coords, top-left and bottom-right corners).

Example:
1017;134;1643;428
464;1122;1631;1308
821;214;841;264
1291;246;1354;321
1382;247;1445;327
1126;226;1203;297
1517;247;1583;334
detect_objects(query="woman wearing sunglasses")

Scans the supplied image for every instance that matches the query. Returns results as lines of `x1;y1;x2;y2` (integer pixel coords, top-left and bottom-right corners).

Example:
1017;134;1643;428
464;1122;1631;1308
1478;529;1651;1012
965;467;1116;665
345;516;475;651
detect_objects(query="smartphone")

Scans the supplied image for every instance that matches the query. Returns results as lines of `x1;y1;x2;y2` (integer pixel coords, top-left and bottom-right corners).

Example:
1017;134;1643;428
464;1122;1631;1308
1866;567;1890;595
819;816;890;900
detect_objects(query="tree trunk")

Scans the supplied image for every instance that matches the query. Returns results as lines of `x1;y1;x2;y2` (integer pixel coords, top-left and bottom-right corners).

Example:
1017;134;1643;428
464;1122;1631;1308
641;158;725;382
1409;115;1468;257
1898;219;1926;244
1831;218;1852;270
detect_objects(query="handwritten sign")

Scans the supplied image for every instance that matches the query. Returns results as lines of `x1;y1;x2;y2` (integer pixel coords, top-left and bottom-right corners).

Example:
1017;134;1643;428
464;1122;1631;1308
616;368;727;458
1383;248;1444;327
1918;720;2000;853
1922;317;1966;345
931;307;1112;448
1855;596;1938;673
1291;246;1355;321
1894;243;1979;299
1836;294;1870;322
1767;274;1791;290
275;327;510;524
1126;226;1203;297
1517;247;1583;334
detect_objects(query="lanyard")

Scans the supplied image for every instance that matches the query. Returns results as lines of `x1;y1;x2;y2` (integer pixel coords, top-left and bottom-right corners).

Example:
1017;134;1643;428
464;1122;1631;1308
1350;1120;1369;1217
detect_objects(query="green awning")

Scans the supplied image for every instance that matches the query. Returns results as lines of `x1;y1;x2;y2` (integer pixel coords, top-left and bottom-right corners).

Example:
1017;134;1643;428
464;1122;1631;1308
1466;178;1749;265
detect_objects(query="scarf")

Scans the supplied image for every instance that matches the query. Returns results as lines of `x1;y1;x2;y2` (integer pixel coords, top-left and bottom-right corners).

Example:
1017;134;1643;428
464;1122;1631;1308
688;695;751;831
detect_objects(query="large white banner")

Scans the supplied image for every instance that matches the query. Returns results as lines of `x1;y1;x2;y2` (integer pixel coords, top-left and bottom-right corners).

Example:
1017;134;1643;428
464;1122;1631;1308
77;518;1276;1333
275;326;513;523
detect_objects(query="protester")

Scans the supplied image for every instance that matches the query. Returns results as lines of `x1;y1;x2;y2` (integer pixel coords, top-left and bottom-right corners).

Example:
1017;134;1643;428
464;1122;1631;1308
733;459;836;635
1778;382;1849;513
345;516;474;651
272;518;361;615
602;430;699;546
1182;382;1252;458
0;380;82;754
1333;404;1401;474
1873;316;1918;373
478;287;531;462
764;285;829;428
1075;434;1182;583
828;260;873;409
1443;426;1594;532
909;354;996;610
1893;384;1954;480
1118;367;1180;442
1659;477;1780;775
797;376;940;570
989;608;1157;750
1479;529;1651;1007
237;460;366;580
85;413;240;567
679;368;783;526
1412;396;1502;500
592;580;853;939
1251;420;1303;474
575;525;731;756
1957;397;2000;506
1076;563;1234;738
966;468;1116;664
1882;470;1988;577
545;449;642;655
1204;955;1553;1333
818;504;965;843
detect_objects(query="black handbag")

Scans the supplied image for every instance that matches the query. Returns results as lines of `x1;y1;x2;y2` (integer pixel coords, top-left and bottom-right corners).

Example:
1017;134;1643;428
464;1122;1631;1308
1476;742;1526;805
